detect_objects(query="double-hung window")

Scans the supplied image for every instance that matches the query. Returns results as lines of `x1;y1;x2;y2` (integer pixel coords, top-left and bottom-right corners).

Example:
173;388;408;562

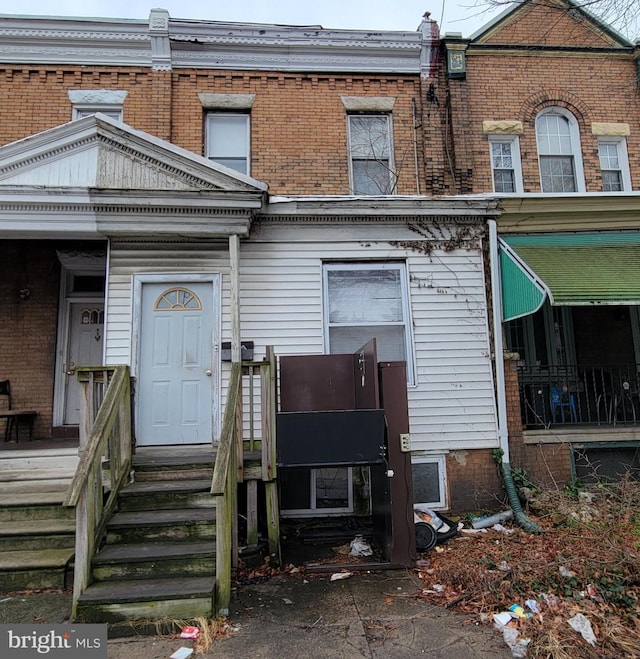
348;114;394;195
489;136;523;193
205;113;250;175
324;263;414;384
536;109;584;192
598;138;631;191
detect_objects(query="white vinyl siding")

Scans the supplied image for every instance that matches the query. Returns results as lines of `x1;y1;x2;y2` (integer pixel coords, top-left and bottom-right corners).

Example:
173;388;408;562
106;241;230;368
238;224;498;453
104;227;499;453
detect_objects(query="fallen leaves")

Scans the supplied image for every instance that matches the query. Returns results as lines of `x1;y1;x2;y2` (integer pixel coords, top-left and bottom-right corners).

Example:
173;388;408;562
416;480;640;657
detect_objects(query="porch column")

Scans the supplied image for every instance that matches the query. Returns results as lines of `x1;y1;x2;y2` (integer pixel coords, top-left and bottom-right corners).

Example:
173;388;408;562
229;234;241;362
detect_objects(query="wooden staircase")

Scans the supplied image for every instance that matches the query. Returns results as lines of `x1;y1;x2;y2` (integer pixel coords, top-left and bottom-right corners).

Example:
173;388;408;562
0;448;78;592
66;356;279;627
74;447;218;624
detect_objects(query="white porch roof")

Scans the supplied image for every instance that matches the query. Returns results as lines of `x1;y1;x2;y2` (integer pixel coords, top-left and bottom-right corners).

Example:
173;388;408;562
0;114;267;239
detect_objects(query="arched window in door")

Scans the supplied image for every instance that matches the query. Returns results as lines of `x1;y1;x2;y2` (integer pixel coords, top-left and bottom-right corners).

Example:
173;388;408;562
154;287;202;311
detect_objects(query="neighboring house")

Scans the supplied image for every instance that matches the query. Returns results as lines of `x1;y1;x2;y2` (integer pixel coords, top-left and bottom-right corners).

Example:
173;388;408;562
443;0;640;486
0;10;501;516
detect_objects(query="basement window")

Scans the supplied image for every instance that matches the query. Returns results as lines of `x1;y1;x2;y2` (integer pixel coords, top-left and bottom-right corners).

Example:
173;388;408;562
412;456;447;509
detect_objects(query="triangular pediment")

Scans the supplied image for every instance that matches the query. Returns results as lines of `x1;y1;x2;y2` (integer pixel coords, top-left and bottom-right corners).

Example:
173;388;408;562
0;114;268;194
472;0;631;48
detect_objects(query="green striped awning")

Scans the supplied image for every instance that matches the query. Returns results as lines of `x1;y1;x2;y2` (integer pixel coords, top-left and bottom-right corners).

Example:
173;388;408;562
499;232;640;322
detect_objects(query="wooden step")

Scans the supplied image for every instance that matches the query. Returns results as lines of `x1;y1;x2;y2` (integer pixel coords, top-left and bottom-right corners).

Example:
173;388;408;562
0;493;74;522
0;479;71;494
106;508;216;544
0;468;76;482
117;480;215;511
0;518;75;551
130;450;215;481
75;576;215;623
92;541;215;581
0;548;74;592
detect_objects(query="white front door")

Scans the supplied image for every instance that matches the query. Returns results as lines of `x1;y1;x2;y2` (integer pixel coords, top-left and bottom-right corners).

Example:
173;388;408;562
63;303;105;425
137;281;217;446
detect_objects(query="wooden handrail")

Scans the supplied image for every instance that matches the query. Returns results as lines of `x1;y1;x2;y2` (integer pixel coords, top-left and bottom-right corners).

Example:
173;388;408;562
211;361;241;616
64;366;130;507
64;365;133;618
211;362;242;496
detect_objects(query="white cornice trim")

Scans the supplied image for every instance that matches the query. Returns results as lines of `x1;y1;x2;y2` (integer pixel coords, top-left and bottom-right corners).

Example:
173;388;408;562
263;195;499;217
0;12;435;73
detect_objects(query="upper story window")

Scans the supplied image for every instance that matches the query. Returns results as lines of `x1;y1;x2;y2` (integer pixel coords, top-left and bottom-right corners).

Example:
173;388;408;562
489;136;523;193
535;108;584;193
205;113;250;175
598;138;631;191
68;89;126;121
323;262;414;384
347;114;395;195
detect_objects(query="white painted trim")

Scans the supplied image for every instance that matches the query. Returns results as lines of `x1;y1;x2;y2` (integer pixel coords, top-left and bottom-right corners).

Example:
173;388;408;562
597;136;632;191
52;267;106;427
280;467;354;518
412;454;447;509
488;135;523;194
536;107;585;193
322;261;416;385
131;273;222;442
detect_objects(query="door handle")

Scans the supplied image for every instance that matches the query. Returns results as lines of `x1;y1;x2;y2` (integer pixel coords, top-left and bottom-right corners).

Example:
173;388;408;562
205;369;212;376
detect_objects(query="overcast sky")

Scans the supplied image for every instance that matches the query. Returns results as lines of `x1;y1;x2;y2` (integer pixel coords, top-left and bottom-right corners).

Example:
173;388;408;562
0;1;505;37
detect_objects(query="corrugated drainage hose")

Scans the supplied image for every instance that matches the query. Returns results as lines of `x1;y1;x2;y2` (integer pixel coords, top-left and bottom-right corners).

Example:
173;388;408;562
501;462;544;535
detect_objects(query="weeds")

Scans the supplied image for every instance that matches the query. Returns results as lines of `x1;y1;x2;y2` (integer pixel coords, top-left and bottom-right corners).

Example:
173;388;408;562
417;477;640;657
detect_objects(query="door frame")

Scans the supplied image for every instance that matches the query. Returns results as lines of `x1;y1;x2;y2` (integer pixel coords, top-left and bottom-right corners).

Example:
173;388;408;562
131;273;222;443
53;268;106;427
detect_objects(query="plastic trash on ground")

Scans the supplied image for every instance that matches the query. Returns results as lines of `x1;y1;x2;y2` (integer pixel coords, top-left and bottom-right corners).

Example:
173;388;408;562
471;510;513;529
568;612;597;646
179;626;200;639
414;505;444;530
170;648;194;659
349;535;373;557
330;571;353;581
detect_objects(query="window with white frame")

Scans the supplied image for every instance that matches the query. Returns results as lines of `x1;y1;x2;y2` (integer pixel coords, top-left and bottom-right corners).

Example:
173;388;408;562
412;456;447;509
205;113;250;175
324;263;414;384
68;89;126;121
598;138;631;191
348;114;394;195
536;108;584;192
489;136;523;193
279;467;353;517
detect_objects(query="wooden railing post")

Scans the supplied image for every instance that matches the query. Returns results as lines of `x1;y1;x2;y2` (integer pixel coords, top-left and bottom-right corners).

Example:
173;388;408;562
261;346;281;566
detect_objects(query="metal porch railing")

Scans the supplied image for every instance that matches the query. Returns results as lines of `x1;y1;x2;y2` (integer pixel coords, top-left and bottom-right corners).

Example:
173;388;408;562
518;364;639;428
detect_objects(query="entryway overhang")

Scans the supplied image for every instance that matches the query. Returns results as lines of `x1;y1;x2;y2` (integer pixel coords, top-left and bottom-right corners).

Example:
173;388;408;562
500;232;640;321
0;114;267;239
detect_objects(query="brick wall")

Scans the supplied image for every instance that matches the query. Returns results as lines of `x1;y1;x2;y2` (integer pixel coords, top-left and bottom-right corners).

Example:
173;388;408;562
446;449;504;513
171;70;423;195
0;66;424;196
446;12;640;194
0;241;60;440
505;353;573;490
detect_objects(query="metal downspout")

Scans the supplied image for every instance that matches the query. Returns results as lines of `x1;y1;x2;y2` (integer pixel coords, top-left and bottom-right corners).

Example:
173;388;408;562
488;220;543;534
